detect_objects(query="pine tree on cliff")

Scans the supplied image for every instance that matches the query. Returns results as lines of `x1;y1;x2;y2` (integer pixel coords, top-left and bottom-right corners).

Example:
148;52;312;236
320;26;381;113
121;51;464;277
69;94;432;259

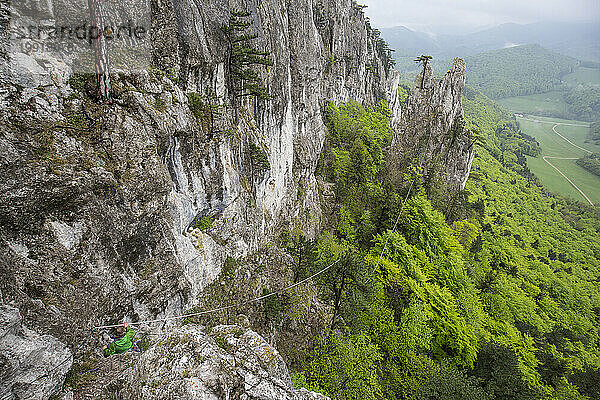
414;55;432;89
222;10;273;101
88;0;111;99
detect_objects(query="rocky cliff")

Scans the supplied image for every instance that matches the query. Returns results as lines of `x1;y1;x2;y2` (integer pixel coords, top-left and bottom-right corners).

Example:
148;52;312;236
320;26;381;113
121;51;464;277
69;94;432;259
0;305;72;400
32;322;326;400
122;324;327;400
0;0;472;397
391;58;474;191
0;0;395;345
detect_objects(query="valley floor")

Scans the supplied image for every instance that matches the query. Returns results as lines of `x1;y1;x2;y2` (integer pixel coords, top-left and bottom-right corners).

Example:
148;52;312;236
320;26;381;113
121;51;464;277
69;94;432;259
498;91;569;116
516;115;600;205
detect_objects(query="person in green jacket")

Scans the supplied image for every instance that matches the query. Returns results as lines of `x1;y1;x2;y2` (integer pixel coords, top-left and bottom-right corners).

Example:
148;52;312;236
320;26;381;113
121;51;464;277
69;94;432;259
103;323;136;357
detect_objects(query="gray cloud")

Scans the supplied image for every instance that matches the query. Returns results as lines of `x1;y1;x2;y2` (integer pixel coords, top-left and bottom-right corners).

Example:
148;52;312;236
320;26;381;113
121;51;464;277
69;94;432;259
361;0;600;31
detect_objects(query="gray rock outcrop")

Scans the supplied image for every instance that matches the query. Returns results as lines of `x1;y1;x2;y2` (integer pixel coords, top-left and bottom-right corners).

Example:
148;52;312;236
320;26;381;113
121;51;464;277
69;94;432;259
0;0;475;396
122;324;327;399
391;58;474;191
0;305;72;400
0;0;398;347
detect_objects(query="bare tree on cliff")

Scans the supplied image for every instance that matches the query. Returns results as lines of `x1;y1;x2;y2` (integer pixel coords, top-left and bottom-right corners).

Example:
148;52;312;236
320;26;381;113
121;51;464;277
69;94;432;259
88;0;111;99
414;55;432;89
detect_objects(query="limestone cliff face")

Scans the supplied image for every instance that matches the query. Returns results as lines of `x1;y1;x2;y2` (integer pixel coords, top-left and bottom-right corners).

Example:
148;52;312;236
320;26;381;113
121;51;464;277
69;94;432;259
0;0;474;397
0;0;396;348
123;324;328;400
391;58;474;191
0;306;72;400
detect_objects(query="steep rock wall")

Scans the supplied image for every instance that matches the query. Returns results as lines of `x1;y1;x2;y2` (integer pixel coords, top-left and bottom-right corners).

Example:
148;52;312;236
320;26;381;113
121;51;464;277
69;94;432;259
0;0;397;350
391;58;474;191
0;305;73;400
123;324;328;399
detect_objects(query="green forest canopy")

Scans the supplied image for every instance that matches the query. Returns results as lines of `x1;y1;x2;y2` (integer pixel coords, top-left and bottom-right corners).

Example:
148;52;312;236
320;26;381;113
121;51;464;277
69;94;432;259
287;88;600;400
588;121;600;145
563;86;600;122
464;44;577;99
576;153;600;178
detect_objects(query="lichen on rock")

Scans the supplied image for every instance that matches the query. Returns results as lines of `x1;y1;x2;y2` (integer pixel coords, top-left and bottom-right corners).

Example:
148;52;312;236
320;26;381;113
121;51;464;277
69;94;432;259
122;324;328;399
0;305;72;400
390;58;474;191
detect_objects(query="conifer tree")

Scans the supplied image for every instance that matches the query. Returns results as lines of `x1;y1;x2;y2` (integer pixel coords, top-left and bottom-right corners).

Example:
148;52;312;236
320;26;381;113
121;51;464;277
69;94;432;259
222;11;273;100
414;55;433;89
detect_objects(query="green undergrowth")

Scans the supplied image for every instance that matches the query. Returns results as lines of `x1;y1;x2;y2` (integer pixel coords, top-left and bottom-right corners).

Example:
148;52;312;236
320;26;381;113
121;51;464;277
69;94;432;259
286;96;600;400
246;142;270;173
191;215;214;231
64;353;99;390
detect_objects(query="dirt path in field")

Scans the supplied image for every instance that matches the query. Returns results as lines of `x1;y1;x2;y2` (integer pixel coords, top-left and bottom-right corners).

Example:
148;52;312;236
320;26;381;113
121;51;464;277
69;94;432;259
518;116;589;128
516;116;595;205
551;124;593;154
542;156;594;206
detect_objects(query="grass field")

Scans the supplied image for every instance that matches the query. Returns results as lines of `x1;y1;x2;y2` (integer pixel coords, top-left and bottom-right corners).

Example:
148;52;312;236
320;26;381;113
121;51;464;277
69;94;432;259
495;67;600;117
517;116;600;205
497;91;569;116
562;67;600;86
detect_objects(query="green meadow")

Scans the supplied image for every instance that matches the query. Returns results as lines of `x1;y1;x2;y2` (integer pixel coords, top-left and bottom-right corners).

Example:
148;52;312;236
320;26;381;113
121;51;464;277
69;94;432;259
562;66;600;86
497;91;569;115
517;116;600;204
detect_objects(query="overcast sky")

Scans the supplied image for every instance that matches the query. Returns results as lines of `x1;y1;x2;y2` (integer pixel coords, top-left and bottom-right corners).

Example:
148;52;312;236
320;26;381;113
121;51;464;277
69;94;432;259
361;0;600;33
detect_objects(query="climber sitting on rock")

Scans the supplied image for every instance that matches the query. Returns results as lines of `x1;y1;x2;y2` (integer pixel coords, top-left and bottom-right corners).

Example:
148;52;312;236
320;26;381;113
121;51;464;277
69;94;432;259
103;323;136;357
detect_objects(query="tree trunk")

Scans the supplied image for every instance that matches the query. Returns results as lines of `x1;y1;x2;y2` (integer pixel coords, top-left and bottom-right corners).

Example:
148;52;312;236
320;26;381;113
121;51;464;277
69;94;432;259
420;59;428;89
330;278;346;330
88;0;111;99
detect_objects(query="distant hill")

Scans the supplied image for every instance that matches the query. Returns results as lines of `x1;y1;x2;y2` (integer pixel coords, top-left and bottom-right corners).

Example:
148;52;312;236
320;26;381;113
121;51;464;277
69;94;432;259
457;22;600;62
381;21;600;68
379;26;441;55
463;44;578;99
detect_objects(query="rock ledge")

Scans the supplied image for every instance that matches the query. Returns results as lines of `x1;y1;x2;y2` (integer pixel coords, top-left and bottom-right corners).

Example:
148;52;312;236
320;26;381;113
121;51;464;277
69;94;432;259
122;324;328;400
0;305;72;400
